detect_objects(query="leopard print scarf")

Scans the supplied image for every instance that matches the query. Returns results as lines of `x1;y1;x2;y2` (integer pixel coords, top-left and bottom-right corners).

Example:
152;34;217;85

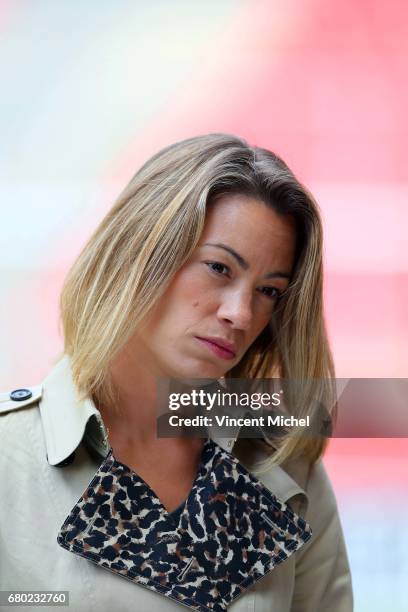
57;438;312;611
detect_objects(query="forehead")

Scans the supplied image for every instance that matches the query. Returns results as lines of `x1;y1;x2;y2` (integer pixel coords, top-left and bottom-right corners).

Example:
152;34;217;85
199;194;296;267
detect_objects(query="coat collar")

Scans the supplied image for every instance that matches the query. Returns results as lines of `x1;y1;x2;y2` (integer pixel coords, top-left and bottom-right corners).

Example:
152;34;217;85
39;355;308;506
39;356;103;466
39;356;242;466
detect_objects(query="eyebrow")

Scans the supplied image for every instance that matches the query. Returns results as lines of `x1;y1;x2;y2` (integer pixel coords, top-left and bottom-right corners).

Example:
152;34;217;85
202;242;291;280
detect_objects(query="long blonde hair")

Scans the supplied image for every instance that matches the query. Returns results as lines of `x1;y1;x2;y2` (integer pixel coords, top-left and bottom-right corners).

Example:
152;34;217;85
60;133;336;466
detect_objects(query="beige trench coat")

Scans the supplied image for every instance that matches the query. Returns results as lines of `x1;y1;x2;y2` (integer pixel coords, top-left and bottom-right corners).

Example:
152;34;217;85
0;357;353;611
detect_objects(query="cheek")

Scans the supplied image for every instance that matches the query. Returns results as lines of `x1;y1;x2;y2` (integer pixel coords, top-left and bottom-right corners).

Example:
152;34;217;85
164;266;216;313
165;266;202;302
151;274;215;335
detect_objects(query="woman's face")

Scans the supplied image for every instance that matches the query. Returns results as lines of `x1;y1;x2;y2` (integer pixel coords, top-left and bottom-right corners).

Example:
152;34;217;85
133;194;297;379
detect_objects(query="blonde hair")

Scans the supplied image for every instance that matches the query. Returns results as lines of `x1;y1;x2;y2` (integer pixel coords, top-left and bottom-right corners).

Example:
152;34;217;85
60;133;336;466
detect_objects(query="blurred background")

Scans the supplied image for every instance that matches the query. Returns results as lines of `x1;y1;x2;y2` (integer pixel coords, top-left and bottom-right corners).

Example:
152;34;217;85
1;1;407;609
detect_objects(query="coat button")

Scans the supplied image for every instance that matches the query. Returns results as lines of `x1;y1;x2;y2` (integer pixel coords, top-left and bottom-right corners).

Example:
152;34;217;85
10;388;32;401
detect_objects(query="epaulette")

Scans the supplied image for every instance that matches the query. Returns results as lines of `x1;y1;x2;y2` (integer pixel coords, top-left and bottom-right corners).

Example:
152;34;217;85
0;385;43;415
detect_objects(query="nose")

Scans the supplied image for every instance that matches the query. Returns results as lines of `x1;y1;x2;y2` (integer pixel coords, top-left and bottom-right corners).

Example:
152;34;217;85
217;288;253;331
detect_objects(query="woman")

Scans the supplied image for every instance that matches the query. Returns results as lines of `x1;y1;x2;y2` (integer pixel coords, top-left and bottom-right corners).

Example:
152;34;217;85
0;134;353;611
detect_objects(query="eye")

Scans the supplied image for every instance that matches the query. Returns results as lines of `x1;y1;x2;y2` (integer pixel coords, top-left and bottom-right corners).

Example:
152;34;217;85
258;286;283;300
204;261;231;277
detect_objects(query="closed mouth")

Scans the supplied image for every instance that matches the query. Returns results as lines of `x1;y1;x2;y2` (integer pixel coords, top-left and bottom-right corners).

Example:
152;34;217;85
195;336;236;357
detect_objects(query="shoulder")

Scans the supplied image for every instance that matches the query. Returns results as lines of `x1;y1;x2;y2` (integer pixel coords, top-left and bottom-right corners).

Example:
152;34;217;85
282;455;354;610
283;454;342;536
287;454;338;505
0;384;43;437
304;459;339;513
0;385;43;414
288;458;354;610
286;455;350;582
303;459;342;538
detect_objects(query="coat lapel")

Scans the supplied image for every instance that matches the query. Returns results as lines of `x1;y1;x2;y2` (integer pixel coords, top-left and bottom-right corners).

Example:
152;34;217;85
57;438;312;611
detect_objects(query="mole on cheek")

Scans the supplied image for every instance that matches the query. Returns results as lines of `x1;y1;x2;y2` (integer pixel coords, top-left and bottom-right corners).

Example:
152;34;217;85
193;301;199;308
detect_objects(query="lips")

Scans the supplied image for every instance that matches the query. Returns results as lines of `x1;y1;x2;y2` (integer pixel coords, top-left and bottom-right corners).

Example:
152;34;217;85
195;336;236;359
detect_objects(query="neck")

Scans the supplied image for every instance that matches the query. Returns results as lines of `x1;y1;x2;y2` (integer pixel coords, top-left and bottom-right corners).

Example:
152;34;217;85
98;342;163;447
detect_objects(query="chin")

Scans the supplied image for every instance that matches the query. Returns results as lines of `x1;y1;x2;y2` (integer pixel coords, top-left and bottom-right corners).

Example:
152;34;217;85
170;360;225;380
